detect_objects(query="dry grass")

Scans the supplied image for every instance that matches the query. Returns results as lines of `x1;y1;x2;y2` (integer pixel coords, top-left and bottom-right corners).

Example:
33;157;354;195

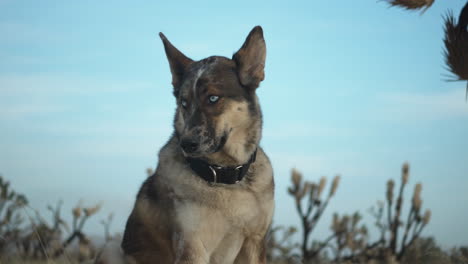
443;11;468;81
1;258;81;264
383;0;434;13
443;3;468;100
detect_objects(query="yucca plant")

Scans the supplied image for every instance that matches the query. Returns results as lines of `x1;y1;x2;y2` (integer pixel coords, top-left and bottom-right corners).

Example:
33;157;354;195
287;169;340;262
266;225;299;263
17;200;99;260
100;213;114;242
329;212;368;262
52;202;101;258
361;163;432;262
444;1;468;100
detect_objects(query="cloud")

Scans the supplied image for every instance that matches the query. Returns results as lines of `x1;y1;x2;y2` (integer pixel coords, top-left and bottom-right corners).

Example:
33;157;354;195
376;88;468;121
0;103;68;119
269;152;328;175
0;21;63;45
0;73;159;121
0;73;153;96
264;122;346;140
0;54;46;66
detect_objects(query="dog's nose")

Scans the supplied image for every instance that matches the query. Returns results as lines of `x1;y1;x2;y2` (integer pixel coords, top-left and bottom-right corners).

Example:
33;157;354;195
180;138;199;153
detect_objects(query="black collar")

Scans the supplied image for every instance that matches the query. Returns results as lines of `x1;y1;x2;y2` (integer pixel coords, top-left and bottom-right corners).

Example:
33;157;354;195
186;149;257;185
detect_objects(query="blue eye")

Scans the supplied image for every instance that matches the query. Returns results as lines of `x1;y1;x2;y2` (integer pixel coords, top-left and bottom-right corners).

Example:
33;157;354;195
209;95;219;103
181;100;188;108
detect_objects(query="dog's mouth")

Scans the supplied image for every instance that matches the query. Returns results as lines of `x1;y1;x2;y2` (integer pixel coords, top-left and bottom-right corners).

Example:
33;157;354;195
180;131;229;158
214;132;228;152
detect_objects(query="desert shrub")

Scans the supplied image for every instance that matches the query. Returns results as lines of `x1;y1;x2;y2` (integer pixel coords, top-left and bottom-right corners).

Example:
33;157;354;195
0;175;28;255
287;169;341;263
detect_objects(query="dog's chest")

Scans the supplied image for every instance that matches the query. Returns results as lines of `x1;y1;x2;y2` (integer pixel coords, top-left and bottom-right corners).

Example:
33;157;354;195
174;196;270;263
157;147;274;262
166;161;273;227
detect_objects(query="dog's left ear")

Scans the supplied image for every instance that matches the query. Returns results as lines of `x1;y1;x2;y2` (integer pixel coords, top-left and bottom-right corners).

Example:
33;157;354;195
233;26;266;90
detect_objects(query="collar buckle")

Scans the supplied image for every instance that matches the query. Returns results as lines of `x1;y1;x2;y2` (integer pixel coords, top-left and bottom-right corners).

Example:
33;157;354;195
208;165;217;183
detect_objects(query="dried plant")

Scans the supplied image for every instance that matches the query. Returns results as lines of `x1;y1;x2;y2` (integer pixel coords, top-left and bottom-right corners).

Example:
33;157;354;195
266;225;300;263
52;202;101;257
0;174;124;263
383;0;435;13
444;2;468;99
100;213;114;242
13;199;99;260
348;162;432;262
329;212;369;262
287;169;341;262
11;200;67;259
0;175;28;253
450;246;468;263
46;201;69;234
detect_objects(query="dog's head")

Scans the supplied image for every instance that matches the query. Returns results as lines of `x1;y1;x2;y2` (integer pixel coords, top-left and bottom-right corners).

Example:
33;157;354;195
159;26;266;164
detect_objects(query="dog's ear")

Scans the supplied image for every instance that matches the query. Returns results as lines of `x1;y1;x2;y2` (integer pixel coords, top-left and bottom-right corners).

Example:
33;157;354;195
159;32;193;96
233;26;266;90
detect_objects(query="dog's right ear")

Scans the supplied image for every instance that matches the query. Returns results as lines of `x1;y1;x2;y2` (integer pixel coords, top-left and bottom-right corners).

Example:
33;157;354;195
159;33;193;96
233;26;266;90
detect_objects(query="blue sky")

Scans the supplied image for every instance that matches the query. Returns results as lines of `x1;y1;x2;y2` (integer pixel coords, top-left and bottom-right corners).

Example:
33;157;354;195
1;0;467;248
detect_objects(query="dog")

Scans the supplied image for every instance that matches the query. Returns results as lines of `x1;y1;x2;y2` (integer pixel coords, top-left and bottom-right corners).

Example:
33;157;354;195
96;26;274;264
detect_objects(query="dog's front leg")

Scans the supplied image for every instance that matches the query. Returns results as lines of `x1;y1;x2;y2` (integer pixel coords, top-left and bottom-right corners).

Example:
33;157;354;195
233;237;266;264
173;233;210;264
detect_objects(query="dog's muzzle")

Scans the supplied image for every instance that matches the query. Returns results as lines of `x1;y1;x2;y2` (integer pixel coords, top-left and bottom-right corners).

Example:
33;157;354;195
180;137;199;154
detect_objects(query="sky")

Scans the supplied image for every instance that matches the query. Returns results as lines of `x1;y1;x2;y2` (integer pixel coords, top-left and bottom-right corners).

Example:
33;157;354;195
1;0;467;249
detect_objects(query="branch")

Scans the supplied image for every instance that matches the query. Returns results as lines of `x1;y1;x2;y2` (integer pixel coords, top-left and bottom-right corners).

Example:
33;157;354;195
400;206;415;255
309;232;339;259
390;177;406;253
397;222;426;260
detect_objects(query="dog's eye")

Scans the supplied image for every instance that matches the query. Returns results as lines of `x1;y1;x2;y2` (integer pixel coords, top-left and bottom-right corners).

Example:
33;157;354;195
209;95;219;104
181;100;188;108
